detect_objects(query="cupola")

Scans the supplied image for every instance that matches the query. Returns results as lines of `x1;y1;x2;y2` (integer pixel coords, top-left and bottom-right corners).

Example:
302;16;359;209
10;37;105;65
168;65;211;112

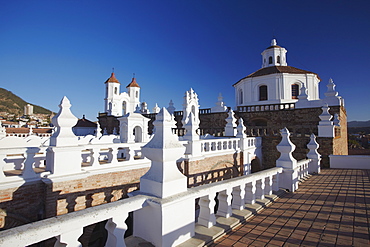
261;39;288;68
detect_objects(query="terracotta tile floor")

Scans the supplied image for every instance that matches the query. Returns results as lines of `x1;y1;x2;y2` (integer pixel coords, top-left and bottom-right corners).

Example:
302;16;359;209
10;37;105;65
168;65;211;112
211;169;370;246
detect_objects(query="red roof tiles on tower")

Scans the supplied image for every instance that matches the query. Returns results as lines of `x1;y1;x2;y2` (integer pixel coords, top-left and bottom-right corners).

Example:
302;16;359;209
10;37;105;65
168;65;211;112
126;77;140;88
104;72;120;84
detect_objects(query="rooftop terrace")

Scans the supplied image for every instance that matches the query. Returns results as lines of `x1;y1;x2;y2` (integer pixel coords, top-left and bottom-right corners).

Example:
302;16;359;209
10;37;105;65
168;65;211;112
211;169;370;247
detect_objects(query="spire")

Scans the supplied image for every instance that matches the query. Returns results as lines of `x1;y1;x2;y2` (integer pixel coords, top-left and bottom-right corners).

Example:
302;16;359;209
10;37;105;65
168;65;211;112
104;72;120;84
126;77;140;88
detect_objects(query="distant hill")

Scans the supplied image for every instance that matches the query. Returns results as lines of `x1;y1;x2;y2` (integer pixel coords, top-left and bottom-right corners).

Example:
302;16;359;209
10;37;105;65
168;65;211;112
348;120;370;128
0;88;53;115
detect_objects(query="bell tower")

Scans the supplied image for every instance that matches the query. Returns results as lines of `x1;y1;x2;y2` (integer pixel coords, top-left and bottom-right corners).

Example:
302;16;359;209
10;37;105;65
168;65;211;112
104;72;121;116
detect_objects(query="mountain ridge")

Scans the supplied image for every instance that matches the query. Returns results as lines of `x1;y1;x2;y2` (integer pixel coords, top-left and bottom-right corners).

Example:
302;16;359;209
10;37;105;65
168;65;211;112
0;88;53;115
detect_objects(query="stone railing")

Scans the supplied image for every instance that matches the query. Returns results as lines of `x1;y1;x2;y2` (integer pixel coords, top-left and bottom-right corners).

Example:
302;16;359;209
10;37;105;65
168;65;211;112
237;103;295;113
0;141;149;185
0;194;149;247
0;166;285;247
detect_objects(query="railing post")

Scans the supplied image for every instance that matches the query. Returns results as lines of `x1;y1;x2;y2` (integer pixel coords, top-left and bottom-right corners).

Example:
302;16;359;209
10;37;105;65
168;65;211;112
134;108;194;246
105;213;128;247
217;188;232;218
46;97;82;177
54;228;83;247
276;127;299;192
198;192;217;228
307;134;321;174
244;181;256;204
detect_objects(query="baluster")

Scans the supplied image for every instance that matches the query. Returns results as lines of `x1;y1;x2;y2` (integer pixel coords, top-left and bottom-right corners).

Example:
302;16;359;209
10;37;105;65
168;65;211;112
244;181;256;204
255;178;265;200
108;147;119;164
232;185;245;210
54;228;83;247
89;148;100;167
198;192;217;228
272;174;279;192
127;147;136;161
105;213;128;247
0;153;6;181
22;148;39;179
216;188;232;218
265;176;273;196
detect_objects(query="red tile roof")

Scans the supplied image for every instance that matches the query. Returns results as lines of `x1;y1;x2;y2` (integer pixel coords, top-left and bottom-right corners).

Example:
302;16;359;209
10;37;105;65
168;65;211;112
104;72;120;84
233;66;321;86
126;77;140;88
5;128;53;133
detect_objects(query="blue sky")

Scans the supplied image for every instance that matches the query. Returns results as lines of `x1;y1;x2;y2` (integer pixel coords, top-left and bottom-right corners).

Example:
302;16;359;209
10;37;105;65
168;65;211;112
0;0;369;121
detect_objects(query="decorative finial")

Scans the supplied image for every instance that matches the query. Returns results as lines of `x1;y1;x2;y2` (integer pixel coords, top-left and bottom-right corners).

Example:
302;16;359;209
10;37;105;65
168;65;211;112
133;73;135;78
112;67;114;73
271;39;277;46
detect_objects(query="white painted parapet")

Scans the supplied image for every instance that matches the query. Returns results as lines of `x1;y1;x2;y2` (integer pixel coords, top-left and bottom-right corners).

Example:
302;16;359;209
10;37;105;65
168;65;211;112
329;155;370;169
307;134;321;174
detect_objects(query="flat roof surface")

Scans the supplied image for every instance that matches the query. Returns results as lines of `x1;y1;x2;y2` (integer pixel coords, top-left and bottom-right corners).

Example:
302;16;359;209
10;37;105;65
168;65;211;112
210;169;370;246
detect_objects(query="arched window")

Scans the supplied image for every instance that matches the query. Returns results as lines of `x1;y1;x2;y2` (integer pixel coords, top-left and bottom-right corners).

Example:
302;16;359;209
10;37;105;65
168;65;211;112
114;87;118;95
259;85;268;101
239;89;243;104
277;56;281;64
291;84;299;99
136;91;138;98
268;56;273;64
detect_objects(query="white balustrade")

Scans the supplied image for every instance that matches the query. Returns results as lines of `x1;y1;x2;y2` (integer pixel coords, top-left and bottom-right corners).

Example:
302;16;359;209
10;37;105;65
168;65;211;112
0;195;148;247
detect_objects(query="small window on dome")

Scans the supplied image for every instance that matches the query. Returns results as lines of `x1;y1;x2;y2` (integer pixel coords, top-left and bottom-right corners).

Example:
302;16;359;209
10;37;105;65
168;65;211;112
292;84;299;99
259;85;268;101
277;56;281;64
268;56;273;64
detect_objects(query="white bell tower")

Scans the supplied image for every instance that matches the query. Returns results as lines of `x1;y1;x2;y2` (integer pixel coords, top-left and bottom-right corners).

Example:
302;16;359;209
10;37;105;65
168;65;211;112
104;72;121;116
